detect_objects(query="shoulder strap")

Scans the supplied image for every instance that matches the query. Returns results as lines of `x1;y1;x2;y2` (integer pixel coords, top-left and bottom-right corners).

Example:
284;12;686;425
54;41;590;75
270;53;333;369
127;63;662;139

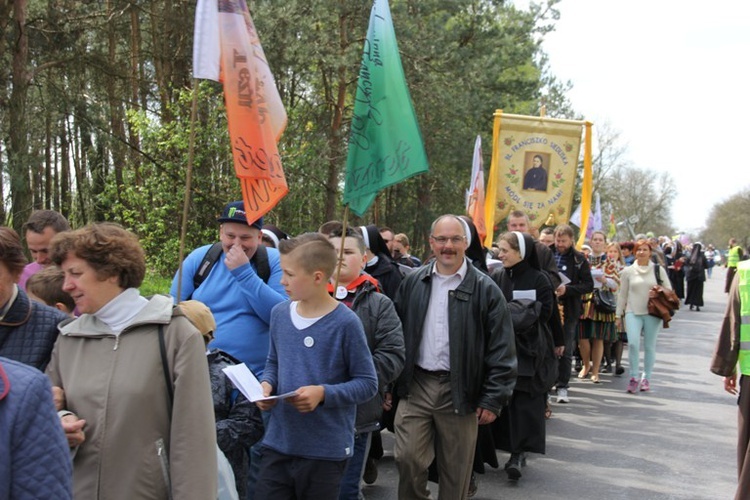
252;244;271;284
192;241;271;293
654;264;663;285
158;325;174;407
193;242;224;290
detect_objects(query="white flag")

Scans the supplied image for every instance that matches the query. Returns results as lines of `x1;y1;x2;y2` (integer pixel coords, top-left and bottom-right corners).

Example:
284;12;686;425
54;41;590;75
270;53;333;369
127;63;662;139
193;0;221;81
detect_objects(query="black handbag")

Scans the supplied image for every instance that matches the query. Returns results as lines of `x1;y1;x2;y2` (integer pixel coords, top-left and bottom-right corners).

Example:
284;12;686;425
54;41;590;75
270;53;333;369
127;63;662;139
592;288;617;313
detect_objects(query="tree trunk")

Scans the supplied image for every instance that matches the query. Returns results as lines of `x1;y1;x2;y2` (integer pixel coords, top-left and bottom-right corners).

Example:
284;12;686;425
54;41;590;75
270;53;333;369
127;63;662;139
60;123;71;216
8;0;32;235
0;140;5;224
72;110;89;224
129;4;143;186
149;1;173;122
323;13;352;223
45;110;52;209
106;0;125;205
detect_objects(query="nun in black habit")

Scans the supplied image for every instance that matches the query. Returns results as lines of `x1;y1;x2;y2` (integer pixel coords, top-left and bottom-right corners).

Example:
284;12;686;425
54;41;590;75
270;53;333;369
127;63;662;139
489;231;557;481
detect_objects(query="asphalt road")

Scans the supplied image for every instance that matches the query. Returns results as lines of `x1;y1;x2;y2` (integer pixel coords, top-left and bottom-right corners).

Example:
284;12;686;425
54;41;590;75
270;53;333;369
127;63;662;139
363;266;738;500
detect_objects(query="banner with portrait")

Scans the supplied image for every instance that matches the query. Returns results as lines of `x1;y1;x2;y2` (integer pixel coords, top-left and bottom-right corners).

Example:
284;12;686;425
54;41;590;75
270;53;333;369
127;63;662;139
484;111;589;244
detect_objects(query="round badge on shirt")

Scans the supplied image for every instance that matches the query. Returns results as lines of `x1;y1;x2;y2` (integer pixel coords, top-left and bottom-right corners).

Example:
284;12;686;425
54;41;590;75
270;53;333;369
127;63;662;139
335;286;348;300
304;336;315;348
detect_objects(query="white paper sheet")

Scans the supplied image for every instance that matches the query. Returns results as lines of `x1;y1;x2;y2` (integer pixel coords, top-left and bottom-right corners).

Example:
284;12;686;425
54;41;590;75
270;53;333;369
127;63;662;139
590;268;604;289
222;363;297;402
513;289;537;301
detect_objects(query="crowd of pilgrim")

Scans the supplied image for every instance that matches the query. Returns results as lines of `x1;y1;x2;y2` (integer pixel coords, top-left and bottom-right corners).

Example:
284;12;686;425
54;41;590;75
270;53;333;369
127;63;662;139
0;205;723;499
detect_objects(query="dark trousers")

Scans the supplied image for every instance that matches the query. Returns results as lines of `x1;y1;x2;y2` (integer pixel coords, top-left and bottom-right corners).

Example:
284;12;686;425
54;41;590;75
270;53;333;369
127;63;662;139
255;447;348;500
737;375;750;500
556;314;578;389
727;266;738;293
246;409;272;499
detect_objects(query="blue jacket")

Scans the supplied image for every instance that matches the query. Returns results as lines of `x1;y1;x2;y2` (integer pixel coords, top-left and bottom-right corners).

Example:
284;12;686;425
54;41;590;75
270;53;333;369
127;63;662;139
0;356;72;499
0;287;68;371
171;244;287;376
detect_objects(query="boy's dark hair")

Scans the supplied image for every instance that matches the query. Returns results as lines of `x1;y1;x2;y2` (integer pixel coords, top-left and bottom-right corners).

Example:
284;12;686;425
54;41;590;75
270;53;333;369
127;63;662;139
279;232;337;279
26;265;75;311
328;227;366;254
22;210;70;234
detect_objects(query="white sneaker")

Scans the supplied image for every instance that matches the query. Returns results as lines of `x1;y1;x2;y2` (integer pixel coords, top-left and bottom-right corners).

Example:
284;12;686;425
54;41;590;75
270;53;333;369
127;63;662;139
556;388;569;403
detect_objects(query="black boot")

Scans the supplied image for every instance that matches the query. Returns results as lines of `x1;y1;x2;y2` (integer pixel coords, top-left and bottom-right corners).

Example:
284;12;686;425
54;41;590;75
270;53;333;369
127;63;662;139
468;472;478;497
505;452;526;481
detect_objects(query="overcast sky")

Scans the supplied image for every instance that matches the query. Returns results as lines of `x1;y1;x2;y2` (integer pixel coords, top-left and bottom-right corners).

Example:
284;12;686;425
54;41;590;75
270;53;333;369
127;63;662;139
526;0;750;233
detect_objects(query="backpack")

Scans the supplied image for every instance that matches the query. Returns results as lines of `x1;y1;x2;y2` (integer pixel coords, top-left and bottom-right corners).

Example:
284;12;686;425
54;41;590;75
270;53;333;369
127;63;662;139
192;243;271;293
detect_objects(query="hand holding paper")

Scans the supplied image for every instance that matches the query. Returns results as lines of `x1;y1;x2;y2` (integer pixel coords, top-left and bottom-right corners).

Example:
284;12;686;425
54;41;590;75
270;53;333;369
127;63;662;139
221;363;297;404
256;382;276;411
289;385;325;413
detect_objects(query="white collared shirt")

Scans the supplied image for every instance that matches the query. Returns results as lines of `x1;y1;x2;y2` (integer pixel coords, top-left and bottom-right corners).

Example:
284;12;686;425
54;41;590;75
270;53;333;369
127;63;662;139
415;258;468;371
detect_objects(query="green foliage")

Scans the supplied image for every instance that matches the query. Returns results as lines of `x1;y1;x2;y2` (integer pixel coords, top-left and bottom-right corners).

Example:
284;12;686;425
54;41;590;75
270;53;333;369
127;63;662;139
140;271;173;297
700;188;750;250
2;0;595;270
98;83;235;275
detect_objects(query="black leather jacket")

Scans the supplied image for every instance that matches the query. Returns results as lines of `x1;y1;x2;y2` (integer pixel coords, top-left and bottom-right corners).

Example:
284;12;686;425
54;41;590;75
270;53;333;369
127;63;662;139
551;245;594;321
393;260;517;415
349;280;405;433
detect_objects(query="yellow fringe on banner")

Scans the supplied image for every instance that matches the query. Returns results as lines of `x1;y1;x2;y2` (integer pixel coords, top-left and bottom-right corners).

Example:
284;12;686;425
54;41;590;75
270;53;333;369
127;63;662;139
576;122;594;249
483;110;503;248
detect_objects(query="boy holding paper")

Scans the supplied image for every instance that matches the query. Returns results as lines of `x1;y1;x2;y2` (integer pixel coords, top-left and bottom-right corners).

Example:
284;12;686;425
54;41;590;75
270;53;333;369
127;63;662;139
255;233;378;499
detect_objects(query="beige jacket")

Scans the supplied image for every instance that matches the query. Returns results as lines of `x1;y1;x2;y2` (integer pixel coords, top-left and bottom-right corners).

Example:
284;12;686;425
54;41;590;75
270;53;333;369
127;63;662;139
46;295;217;500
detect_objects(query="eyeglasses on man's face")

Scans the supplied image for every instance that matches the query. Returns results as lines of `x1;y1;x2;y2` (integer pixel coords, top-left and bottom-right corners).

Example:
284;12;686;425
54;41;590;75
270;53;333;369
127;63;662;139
431;235;465;246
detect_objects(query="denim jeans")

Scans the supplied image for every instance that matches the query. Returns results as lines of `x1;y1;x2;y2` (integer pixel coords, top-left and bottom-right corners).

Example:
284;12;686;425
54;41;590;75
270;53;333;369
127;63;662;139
338;432;372;500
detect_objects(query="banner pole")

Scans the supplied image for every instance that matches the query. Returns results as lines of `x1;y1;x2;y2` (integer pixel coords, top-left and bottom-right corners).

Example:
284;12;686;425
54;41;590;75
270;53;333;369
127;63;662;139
332;205;351;292
175;79;201;302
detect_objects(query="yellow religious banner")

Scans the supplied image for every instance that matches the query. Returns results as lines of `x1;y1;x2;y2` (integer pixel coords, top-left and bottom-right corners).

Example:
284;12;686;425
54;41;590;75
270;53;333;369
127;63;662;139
484;111;591;245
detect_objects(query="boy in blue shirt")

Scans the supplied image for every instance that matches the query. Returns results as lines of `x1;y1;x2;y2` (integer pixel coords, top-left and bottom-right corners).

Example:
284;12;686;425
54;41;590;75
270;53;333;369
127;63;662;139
256;233;378;499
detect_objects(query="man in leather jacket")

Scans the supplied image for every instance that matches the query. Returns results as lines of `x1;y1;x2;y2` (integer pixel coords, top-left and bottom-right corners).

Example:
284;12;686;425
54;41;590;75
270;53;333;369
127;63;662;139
392;215;517;500
550;224;594;403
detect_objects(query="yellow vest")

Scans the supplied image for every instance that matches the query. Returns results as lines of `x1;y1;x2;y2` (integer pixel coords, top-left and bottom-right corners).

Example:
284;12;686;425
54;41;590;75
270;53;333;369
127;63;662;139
738;261;750;375
728;246;741;268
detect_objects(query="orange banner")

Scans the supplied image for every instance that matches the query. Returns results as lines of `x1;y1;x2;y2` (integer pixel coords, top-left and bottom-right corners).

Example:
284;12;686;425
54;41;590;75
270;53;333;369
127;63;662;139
217;1;287;222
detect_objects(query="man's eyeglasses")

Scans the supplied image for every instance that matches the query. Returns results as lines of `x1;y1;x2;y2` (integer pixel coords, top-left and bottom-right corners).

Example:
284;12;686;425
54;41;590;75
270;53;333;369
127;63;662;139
431;235;465;245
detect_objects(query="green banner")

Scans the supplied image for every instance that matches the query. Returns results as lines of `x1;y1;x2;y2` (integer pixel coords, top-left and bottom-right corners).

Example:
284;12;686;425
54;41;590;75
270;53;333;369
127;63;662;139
343;0;429;216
